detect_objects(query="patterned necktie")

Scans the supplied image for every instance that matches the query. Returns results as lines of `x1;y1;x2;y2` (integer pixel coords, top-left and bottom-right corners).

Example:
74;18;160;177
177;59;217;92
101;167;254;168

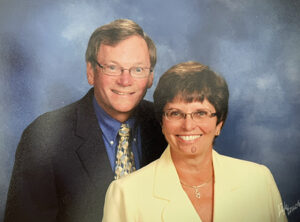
114;124;136;179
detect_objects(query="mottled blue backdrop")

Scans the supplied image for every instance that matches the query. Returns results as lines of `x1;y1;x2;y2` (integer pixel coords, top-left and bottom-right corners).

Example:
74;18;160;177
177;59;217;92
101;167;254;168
0;0;299;221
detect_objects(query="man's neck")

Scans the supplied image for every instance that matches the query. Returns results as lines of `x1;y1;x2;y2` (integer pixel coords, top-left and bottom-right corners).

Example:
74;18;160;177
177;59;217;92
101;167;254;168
93;97;133;123
109;112;132;123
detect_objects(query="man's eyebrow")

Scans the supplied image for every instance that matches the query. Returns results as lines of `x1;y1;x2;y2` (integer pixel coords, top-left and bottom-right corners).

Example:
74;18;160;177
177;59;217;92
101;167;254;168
103;60;148;66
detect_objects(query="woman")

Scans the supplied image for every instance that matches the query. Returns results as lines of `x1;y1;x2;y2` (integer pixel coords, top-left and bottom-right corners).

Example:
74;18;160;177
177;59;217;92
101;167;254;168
102;61;287;222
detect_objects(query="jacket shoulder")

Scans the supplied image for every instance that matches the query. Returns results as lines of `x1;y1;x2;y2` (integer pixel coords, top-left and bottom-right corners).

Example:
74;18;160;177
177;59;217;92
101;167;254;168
215;151;273;182
105;160;157;201
216;151;266;168
23;89;93;136
136;100;167;165
23;99;79;137
17;90;94;155
135;100;156;119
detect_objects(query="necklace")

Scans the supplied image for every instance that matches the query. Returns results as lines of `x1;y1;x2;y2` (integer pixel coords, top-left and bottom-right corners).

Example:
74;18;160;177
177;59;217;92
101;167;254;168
180;180;211;199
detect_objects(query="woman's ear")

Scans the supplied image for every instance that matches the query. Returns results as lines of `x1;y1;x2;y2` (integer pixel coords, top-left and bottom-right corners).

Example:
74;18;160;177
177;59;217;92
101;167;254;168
215;121;223;136
161;120;165;135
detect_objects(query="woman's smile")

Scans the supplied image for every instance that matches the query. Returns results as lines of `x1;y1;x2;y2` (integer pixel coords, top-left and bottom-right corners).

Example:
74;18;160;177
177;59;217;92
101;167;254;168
177;134;203;142
162;99;223;156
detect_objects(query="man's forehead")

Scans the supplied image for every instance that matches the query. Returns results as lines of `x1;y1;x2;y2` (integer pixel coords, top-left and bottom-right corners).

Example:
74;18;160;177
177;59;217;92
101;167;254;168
96;36;150;64
98;35;147;49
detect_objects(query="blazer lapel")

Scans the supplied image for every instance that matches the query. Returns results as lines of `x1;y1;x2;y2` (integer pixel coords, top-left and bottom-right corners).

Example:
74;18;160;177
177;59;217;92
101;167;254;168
74;89;114;187
213;150;241;221
153;146;201;222
153;148;242;222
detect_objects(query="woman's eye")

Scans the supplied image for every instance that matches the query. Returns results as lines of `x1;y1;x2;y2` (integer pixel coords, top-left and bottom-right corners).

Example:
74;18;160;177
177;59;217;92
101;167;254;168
170;111;182;117
194;110;208;117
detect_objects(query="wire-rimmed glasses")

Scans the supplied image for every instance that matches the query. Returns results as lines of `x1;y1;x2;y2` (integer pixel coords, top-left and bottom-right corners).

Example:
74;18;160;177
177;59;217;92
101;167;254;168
93;60;152;78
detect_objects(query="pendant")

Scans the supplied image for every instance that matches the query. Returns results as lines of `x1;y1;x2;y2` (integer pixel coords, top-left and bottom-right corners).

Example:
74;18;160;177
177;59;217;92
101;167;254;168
193;186;201;199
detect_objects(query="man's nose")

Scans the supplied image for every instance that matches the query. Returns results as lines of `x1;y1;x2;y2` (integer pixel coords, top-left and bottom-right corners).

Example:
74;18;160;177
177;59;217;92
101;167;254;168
117;69;133;86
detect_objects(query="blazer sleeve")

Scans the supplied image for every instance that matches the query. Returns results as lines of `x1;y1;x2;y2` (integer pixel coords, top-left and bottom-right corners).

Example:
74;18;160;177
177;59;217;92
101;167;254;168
262;166;288;222
102;181;131;222
4;122;58;222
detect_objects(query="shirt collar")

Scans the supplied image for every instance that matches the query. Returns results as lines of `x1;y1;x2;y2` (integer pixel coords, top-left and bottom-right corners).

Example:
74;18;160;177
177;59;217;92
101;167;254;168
92;97;135;141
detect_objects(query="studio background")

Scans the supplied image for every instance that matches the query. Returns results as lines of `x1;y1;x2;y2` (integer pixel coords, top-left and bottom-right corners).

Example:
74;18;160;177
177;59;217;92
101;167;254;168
0;0;299;221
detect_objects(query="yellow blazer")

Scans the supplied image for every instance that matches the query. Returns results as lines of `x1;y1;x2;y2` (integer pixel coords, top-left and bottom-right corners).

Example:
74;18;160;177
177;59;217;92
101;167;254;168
102;146;287;222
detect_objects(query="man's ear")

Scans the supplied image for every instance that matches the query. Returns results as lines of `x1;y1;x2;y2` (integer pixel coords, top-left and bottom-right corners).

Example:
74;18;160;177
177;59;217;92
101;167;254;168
147;71;154;88
86;62;95;85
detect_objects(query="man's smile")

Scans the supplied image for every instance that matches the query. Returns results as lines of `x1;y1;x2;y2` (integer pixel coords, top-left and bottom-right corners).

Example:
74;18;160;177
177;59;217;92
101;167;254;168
111;89;135;95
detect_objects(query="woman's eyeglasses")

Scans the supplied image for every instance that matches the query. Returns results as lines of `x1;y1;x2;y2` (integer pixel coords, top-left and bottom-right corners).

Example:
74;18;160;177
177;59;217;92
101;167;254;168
164;109;217;122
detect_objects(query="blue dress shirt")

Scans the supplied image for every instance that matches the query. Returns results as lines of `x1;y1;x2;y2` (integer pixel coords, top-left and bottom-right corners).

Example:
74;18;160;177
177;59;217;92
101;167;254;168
92;97;142;171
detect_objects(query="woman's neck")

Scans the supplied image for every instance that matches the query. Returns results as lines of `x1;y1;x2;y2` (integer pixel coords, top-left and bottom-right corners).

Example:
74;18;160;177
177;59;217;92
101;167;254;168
171;148;214;185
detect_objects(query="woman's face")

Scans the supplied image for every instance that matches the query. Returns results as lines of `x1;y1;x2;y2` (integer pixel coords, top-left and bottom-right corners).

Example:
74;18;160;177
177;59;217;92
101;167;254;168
162;98;223;157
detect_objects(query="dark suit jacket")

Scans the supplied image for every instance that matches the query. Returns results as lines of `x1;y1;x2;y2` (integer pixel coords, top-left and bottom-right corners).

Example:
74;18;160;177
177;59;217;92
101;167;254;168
4;88;167;222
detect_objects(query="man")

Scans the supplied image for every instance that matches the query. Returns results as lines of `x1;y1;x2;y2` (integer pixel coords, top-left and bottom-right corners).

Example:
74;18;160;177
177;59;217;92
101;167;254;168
4;19;167;222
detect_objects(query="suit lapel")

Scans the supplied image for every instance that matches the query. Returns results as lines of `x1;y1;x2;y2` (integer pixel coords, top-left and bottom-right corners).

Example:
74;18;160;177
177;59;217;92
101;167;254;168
153;146;201;222
76;128;113;186
74;89;114;187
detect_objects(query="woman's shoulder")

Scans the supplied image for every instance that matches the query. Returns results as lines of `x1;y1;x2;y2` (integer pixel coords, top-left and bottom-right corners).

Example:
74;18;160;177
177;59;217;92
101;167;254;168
213;150;272;178
109;160;158;192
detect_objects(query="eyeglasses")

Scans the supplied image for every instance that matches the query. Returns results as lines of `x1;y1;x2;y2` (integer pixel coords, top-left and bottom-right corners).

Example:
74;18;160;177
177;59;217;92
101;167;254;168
93;60;152;78
164;109;217;122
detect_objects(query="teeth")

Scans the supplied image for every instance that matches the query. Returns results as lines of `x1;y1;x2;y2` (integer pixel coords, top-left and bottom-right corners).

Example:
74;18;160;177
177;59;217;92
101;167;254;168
179;135;201;141
112;90;132;95
116;92;128;95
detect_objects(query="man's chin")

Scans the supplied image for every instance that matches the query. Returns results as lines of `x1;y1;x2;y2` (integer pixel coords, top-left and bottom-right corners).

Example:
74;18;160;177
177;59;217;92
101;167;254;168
113;105;136;114
110;101;138;113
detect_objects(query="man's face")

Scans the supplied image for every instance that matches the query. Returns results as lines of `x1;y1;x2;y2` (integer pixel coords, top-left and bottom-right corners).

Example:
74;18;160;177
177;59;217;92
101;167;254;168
87;35;153;122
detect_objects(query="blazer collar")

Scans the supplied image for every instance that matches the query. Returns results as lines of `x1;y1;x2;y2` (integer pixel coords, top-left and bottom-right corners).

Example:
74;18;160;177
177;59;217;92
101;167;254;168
153;146;241;222
75;88;99;139
213;150;242;221
213;149;239;197
153;146;201;221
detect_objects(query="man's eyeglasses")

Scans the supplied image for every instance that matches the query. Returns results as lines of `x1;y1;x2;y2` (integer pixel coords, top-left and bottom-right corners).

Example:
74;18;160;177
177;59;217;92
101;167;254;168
164;109;217;122
93;60;152;78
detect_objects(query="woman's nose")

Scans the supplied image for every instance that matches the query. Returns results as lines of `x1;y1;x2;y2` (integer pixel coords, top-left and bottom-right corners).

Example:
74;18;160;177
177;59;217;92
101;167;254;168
181;115;196;131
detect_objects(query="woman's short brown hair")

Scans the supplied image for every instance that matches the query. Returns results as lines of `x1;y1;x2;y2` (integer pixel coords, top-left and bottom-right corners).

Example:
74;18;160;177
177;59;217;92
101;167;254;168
153;61;229;126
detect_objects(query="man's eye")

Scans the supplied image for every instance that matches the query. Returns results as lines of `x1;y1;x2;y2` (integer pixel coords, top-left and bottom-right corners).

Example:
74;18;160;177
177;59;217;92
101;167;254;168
107;65;118;71
134;67;143;73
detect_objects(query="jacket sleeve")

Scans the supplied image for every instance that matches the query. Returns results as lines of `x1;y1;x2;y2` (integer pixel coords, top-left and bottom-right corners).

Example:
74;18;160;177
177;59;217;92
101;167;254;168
102;181;126;222
262;166;288;222
4;123;58;222
102;180;138;222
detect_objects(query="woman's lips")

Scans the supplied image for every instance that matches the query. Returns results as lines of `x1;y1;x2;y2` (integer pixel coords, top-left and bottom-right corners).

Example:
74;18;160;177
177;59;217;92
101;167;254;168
178;134;203;141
